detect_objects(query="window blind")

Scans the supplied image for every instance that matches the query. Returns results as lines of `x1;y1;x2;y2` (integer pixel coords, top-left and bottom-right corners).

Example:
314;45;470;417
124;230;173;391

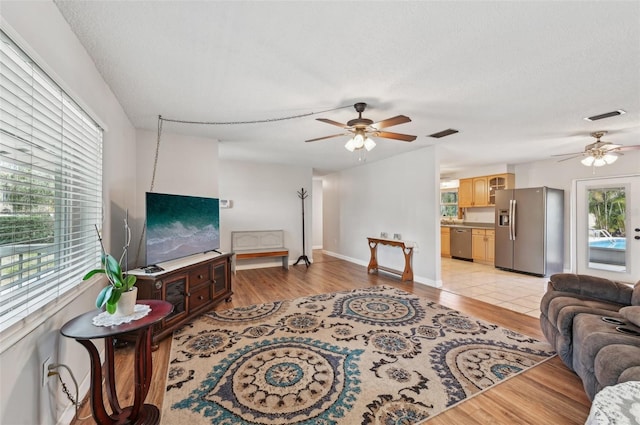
0;30;103;331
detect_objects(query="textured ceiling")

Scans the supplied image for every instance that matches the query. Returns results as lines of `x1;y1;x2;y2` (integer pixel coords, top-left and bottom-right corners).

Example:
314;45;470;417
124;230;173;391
53;1;640;176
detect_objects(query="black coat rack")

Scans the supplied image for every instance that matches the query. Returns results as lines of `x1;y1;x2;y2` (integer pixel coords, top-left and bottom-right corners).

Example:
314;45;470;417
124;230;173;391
293;187;311;267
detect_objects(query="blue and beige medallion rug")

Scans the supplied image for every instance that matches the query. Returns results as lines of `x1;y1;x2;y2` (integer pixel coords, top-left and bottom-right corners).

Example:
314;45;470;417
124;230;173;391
162;286;554;424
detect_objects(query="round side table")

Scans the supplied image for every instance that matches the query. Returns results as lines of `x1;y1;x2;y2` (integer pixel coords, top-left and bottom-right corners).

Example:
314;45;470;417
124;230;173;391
585;381;640;425
61;300;172;425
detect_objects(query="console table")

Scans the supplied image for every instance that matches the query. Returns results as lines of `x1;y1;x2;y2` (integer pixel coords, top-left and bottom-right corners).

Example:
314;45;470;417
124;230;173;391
60;300;173;425
367;237;414;281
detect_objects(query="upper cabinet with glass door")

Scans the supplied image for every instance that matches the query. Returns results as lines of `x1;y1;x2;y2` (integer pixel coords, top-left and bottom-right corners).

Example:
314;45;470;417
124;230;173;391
488;173;515;205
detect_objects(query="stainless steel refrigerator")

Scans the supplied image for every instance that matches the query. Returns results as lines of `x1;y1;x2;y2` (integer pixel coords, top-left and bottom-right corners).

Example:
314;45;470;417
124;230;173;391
494;187;564;276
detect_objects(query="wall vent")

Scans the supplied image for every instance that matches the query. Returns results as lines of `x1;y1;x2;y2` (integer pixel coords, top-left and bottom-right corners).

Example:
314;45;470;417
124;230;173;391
428;128;459;138
584;110;626;121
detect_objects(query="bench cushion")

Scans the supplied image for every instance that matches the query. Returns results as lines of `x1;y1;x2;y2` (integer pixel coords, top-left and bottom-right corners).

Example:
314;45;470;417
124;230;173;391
232;230;284;250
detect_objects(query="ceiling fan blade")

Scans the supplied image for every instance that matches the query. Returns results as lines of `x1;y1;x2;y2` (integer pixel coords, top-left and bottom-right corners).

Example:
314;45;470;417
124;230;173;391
374;131;417;142
552;151;583;157
316;118;348;128
372;115;411;129
305;133;346;143
557;154;582;162
616;145;640;151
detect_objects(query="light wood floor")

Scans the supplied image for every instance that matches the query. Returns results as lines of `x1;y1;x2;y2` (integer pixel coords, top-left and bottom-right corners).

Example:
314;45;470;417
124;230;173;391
70;251;591;424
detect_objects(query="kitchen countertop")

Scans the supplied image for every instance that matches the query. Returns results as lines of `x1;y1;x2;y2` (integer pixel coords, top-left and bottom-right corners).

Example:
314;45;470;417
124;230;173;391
441;222;495;229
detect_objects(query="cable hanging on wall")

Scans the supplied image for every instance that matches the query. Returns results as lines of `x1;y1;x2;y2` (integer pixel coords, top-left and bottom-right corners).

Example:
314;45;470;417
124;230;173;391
134;105;351;267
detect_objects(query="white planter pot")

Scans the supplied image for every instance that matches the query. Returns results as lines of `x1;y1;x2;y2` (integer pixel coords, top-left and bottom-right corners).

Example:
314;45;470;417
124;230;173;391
115;286;138;316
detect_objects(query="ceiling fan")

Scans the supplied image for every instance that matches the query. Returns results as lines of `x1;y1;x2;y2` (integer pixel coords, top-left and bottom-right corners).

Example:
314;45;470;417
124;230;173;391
555;131;640;167
305;102;417;151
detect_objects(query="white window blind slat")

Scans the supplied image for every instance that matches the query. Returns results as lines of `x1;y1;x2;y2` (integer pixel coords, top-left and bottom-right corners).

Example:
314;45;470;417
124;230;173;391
0;29;103;332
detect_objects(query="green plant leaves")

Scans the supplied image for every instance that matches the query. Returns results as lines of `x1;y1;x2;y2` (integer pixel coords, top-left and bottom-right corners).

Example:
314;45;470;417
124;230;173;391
95;285;111;309
83;268;106;280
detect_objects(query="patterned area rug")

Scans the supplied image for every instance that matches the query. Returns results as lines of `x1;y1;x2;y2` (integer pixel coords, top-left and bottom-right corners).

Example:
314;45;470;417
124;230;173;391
162;286;554;424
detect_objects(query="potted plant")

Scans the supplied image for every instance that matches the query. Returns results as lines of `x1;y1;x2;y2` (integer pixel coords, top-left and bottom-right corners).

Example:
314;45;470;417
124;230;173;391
84;221;137;315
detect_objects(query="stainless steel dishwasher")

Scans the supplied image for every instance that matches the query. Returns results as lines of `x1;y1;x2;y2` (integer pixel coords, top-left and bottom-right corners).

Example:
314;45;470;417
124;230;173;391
450;227;472;260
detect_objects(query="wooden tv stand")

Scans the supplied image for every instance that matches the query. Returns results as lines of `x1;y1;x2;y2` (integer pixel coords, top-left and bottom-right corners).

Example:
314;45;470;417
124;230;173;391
129;252;233;344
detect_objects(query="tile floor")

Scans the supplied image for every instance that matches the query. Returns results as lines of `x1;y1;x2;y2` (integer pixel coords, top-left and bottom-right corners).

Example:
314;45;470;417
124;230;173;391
440;257;548;317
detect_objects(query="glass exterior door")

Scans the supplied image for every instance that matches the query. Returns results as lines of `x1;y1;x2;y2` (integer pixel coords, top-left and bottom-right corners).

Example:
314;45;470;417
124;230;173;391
576;175;640;282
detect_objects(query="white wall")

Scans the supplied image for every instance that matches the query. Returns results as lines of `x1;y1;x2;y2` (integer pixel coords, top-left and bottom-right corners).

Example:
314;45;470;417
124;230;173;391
0;2;137;425
322;146;442;286
219;160;313;268
135;129;219;266
312;178;323;249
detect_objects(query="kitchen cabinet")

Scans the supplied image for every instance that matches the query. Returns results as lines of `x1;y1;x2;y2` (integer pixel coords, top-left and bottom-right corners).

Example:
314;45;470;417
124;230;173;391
440;227;451;257
459;177;488;207
487;173;515;205
459;173;515;208
472;228;495;264
472;177;489;206
458;178;474;208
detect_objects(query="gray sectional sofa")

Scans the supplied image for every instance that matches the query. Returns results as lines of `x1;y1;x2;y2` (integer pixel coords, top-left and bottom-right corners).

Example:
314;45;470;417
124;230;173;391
539;273;640;400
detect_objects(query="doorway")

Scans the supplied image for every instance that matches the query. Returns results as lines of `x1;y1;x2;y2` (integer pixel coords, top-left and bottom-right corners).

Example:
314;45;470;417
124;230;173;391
575;175;640;283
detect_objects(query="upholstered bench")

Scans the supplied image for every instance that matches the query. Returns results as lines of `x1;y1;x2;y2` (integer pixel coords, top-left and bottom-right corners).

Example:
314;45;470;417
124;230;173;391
231;230;289;273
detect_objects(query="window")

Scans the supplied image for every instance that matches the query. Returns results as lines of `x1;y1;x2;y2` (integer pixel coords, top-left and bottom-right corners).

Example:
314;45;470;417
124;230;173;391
0;30;103;332
440;189;458;217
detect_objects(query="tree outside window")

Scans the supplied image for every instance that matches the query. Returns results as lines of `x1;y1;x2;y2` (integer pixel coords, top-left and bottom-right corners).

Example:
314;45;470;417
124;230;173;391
440;190;458;217
588;187;625;237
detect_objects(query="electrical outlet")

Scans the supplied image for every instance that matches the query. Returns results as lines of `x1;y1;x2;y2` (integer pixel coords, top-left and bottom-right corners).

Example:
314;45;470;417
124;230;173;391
42;357;52;387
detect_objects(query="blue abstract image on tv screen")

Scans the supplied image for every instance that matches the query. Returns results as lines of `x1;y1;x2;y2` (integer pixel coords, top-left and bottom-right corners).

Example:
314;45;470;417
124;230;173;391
145;192;220;265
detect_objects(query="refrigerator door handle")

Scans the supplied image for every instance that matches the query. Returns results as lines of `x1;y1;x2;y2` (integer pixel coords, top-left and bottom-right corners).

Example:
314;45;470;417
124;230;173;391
509;199;513;241
511;199;516;240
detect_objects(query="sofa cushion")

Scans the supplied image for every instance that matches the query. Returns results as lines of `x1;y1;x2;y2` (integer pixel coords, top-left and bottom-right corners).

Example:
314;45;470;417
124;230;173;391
572;314;640;400
594;344;640;388
546;294;624;334
620;306;640;327
548;274;633;305
539;292;625;370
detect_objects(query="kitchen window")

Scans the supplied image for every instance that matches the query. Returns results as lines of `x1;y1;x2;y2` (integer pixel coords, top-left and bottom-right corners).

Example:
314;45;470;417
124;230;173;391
440;189;458;217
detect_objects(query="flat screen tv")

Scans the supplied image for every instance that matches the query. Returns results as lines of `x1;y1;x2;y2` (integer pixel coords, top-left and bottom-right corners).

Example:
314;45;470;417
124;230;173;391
145;192;220;266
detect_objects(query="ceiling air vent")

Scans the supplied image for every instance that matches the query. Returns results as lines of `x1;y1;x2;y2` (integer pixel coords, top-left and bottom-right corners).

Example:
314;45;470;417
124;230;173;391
428;129;459;138
584;110;626;121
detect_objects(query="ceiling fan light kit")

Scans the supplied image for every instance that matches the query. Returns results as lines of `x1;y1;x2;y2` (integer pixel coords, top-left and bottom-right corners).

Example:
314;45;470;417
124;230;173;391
344;129;376;152
580;152;618;167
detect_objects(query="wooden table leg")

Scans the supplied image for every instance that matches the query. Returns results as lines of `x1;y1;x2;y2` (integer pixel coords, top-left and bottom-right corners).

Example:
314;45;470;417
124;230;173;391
131;326;160;424
368;240;379;273
76;339;112;424
103;337;122;415
402;247;414;281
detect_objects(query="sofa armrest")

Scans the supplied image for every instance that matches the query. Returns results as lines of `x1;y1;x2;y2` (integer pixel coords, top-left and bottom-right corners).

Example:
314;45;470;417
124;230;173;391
548;273;633;305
